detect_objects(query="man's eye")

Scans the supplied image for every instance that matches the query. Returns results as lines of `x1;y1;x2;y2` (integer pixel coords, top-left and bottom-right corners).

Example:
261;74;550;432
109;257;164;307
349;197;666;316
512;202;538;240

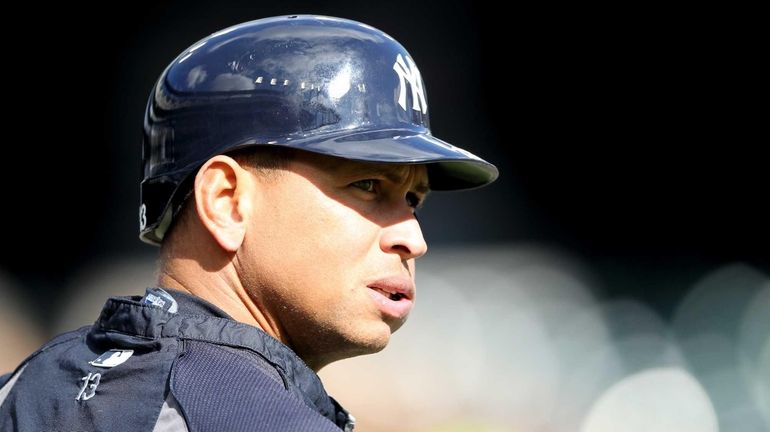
351;179;377;193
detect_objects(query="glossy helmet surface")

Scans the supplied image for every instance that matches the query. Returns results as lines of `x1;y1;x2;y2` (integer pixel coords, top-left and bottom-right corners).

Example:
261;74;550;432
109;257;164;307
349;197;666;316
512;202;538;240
141;15;498;245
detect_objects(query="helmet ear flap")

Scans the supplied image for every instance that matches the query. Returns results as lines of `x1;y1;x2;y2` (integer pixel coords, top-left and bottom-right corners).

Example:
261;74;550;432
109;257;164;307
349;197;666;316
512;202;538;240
140;173;193;245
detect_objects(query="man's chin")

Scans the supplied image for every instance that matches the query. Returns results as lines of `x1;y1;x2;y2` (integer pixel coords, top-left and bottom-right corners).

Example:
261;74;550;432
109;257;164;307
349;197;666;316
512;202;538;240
352;323;393;354
301;321;397;369
338;322;395;358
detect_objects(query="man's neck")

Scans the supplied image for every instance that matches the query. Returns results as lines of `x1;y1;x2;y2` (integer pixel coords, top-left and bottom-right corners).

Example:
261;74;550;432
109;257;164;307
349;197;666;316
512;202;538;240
157;263;285;343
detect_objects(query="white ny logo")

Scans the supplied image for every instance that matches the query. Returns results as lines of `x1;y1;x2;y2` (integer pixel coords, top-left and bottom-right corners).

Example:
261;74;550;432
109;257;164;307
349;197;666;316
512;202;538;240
392;54;428;114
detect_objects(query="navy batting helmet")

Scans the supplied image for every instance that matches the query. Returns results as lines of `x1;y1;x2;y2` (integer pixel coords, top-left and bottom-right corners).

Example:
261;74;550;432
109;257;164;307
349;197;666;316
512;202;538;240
140;15;498;245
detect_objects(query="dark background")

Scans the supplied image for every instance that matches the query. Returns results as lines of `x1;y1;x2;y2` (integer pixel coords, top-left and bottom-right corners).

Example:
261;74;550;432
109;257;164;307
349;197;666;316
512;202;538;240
2;1;766;325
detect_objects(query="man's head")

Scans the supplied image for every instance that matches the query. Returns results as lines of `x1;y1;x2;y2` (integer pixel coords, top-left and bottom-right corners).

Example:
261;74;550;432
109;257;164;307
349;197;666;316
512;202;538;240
140;15;497;244
141;15;497;369
163;147;429;367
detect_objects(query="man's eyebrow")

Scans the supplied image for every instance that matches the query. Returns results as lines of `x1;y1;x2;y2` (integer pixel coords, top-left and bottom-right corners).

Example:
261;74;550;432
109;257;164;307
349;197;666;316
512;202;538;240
343;164;430;193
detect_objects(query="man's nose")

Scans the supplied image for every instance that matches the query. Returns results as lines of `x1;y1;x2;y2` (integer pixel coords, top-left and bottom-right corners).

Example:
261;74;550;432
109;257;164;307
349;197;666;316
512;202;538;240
380;216;428;260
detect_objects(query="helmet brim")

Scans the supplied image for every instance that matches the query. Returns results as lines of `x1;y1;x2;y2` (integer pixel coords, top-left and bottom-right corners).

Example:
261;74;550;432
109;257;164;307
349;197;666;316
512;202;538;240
250;128;499;191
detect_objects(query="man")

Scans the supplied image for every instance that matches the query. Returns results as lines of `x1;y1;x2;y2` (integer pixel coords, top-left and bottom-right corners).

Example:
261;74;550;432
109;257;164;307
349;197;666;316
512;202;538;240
0;15;497;431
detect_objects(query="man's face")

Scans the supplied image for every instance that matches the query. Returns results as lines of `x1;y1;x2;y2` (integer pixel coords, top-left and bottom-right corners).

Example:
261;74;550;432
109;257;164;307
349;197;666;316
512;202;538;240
237;151;429;367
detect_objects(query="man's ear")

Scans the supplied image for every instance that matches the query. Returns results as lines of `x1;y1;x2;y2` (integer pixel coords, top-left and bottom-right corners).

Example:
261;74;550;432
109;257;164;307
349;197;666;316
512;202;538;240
193;155;254;252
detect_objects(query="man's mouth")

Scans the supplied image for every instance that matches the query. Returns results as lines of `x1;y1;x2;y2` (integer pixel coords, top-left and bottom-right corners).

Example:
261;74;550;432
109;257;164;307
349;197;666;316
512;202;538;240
366;278;415;320
369;286;407;301
367;276;414;301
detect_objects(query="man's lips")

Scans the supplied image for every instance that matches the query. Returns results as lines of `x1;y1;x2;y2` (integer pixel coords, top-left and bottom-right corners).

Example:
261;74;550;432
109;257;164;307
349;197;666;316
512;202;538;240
366;276;415;320
367;276;415;301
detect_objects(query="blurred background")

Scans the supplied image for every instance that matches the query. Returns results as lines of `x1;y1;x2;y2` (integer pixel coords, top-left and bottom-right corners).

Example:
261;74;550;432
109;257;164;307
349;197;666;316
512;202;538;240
1;1;766;431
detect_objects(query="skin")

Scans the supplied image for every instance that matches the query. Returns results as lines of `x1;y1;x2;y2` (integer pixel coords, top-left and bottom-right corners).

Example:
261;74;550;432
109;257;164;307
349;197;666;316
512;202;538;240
158;150;429;371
